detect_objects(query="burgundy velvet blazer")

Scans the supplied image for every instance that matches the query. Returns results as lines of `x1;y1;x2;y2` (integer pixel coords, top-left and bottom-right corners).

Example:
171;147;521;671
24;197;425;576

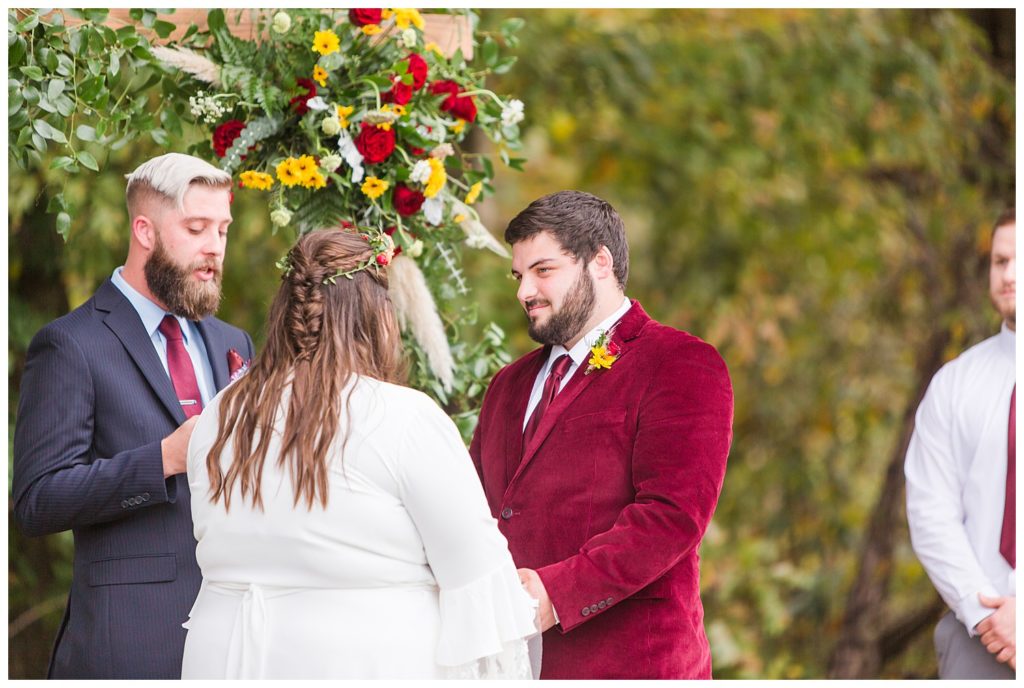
470;300;733;679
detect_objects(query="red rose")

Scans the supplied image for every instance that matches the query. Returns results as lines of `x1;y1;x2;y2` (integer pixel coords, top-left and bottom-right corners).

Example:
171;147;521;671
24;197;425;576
289;78;317;115
405;53;428;90
429;80;477;122
348;8;382;26
606;340;621;356
449;93;477;122
382;79;413;106
393;184;425;216
213;119;245;158
354;122;396;164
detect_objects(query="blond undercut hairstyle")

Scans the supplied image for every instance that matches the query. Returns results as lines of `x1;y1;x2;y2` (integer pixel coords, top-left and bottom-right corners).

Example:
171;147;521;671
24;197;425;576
125;152;232;219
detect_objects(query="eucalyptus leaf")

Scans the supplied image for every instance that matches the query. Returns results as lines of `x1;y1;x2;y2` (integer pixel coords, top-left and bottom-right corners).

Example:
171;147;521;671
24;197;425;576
76;150;99;171
76;124;96;141
46;79;65;101
55;212;71;240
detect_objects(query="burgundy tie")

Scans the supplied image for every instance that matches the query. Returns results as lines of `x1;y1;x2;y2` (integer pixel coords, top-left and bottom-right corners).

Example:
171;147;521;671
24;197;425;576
158;315;204;419
523;354;573;449
1000;386;1015;568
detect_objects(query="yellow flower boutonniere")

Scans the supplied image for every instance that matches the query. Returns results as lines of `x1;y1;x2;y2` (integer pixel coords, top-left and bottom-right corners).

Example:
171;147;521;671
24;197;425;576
585;328;621;375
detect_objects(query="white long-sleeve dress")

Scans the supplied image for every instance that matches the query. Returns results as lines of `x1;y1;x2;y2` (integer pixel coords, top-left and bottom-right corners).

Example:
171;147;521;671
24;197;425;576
181;376;538;679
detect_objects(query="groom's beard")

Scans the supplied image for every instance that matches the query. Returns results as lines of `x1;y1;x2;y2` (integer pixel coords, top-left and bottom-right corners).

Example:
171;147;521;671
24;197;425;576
526;267;596;346
145;233;222;320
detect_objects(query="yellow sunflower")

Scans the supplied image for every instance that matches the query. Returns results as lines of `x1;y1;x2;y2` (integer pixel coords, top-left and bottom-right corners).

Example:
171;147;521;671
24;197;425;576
361;176;389;200
336;104;355;128
312;65;328;88
302;170;327;190
293;155;318;183
239;170;274;191
275;158;303;187
464;181;483;205
393;8;424;31
312;29;340;56
423;158;446;198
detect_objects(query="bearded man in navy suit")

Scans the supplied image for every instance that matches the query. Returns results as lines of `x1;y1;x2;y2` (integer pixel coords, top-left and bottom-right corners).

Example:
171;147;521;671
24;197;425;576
13;153;255;679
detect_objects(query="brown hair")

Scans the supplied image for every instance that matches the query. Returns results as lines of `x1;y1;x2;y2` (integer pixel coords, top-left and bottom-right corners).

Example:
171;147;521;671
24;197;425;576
504;190;630;289
993;206;1015;239
205;228;407;511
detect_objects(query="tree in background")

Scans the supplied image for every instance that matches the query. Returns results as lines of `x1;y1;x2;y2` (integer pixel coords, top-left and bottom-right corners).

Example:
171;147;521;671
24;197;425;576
8;8;1014;679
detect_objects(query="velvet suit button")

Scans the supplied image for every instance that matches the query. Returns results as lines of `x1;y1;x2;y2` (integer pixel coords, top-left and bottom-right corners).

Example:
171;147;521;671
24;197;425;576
589;604;599;613
606;597;613;604
581;607;590;617
598;600;607;609
500;507;513;520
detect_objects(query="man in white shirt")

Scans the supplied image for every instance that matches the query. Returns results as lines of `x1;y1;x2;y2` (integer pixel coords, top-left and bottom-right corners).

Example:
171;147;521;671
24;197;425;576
905;207;1016;679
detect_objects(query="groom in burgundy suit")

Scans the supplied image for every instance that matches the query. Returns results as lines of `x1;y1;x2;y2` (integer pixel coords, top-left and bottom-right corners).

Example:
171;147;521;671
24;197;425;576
470;191;733;679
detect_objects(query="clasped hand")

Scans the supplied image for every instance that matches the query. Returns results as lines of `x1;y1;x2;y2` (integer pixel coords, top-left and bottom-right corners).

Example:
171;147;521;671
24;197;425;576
977;594;1016;670
517;568;556;632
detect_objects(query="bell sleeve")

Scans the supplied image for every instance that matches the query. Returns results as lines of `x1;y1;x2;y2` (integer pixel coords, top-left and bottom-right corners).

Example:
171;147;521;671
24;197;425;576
396;395;540;679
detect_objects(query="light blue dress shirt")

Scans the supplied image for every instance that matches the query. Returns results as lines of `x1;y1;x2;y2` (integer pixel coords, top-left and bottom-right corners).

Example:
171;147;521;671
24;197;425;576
111;267;216;406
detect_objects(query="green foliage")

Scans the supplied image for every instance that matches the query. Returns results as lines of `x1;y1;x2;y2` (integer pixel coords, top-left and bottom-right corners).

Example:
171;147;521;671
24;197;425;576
8;8;176;239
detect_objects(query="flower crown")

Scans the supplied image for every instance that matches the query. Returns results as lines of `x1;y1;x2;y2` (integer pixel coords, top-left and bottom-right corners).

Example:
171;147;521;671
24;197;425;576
275;230;396;284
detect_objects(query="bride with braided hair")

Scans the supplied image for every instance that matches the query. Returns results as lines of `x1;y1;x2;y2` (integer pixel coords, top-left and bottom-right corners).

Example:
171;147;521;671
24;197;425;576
181;228;538;679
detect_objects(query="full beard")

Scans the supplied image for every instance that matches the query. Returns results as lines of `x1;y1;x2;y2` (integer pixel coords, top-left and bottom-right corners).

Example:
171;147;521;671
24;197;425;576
527;267;596;346
144;235;222;320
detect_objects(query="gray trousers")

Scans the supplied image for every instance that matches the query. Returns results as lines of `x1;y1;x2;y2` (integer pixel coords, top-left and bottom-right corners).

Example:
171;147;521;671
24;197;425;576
935;611;1015;680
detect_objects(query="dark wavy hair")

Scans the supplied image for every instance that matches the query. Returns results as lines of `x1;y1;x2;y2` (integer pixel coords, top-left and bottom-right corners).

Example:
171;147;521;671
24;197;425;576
504;190;630;289
205;228;406;511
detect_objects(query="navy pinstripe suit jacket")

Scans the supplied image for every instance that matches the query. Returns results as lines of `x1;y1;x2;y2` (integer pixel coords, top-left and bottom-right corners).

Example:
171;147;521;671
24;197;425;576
12;279;255;679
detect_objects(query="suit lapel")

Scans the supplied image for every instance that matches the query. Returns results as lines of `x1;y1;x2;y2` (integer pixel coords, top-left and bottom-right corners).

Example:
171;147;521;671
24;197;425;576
503;348;548;487
96;280;185;425
507;300;652;486
196;319;228;391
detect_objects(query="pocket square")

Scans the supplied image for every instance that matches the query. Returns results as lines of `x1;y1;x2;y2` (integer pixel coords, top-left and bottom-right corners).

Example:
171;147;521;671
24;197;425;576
227;348;250;381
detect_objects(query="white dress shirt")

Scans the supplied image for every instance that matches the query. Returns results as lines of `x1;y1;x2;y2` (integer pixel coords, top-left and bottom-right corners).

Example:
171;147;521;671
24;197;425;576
111;267;216;405
522;296;633;429
905;323;1016;634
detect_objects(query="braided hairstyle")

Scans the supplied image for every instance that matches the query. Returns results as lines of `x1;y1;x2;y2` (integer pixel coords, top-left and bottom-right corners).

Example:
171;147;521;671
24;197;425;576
206;228;406;511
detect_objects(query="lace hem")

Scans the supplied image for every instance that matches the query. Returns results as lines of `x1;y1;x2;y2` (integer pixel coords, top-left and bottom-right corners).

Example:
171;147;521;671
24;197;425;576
443;636;533;679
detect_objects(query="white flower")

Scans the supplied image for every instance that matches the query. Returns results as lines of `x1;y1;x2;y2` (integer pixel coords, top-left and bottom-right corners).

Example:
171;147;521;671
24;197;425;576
422;196;444;225
401;28;418;48
305;96;329;111
429;143;454;159
271;11;291;34
338;129;365;183
270;208;292;227
407;239;425;258
410;159;432;184
320;153;342;173
501;99;525;126
321;115;341;136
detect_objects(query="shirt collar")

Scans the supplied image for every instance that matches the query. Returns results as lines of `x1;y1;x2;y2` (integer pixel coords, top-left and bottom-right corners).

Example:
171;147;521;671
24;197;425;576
549;296;632;369
998;321;1015;359
110;267;191;343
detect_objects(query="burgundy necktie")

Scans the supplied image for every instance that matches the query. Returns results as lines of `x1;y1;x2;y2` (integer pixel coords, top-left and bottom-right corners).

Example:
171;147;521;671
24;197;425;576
1000;386;1015;568
158;315;204;419
523;354;573;449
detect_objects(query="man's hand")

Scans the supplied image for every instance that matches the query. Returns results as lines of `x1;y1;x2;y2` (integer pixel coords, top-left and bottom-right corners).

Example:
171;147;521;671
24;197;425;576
977;594;1016;668
518;568;556;632
161;416;199;478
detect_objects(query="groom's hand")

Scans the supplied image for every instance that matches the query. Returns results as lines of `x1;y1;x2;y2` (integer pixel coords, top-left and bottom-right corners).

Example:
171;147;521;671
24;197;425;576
518;568;556;632
977;594;1016;668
